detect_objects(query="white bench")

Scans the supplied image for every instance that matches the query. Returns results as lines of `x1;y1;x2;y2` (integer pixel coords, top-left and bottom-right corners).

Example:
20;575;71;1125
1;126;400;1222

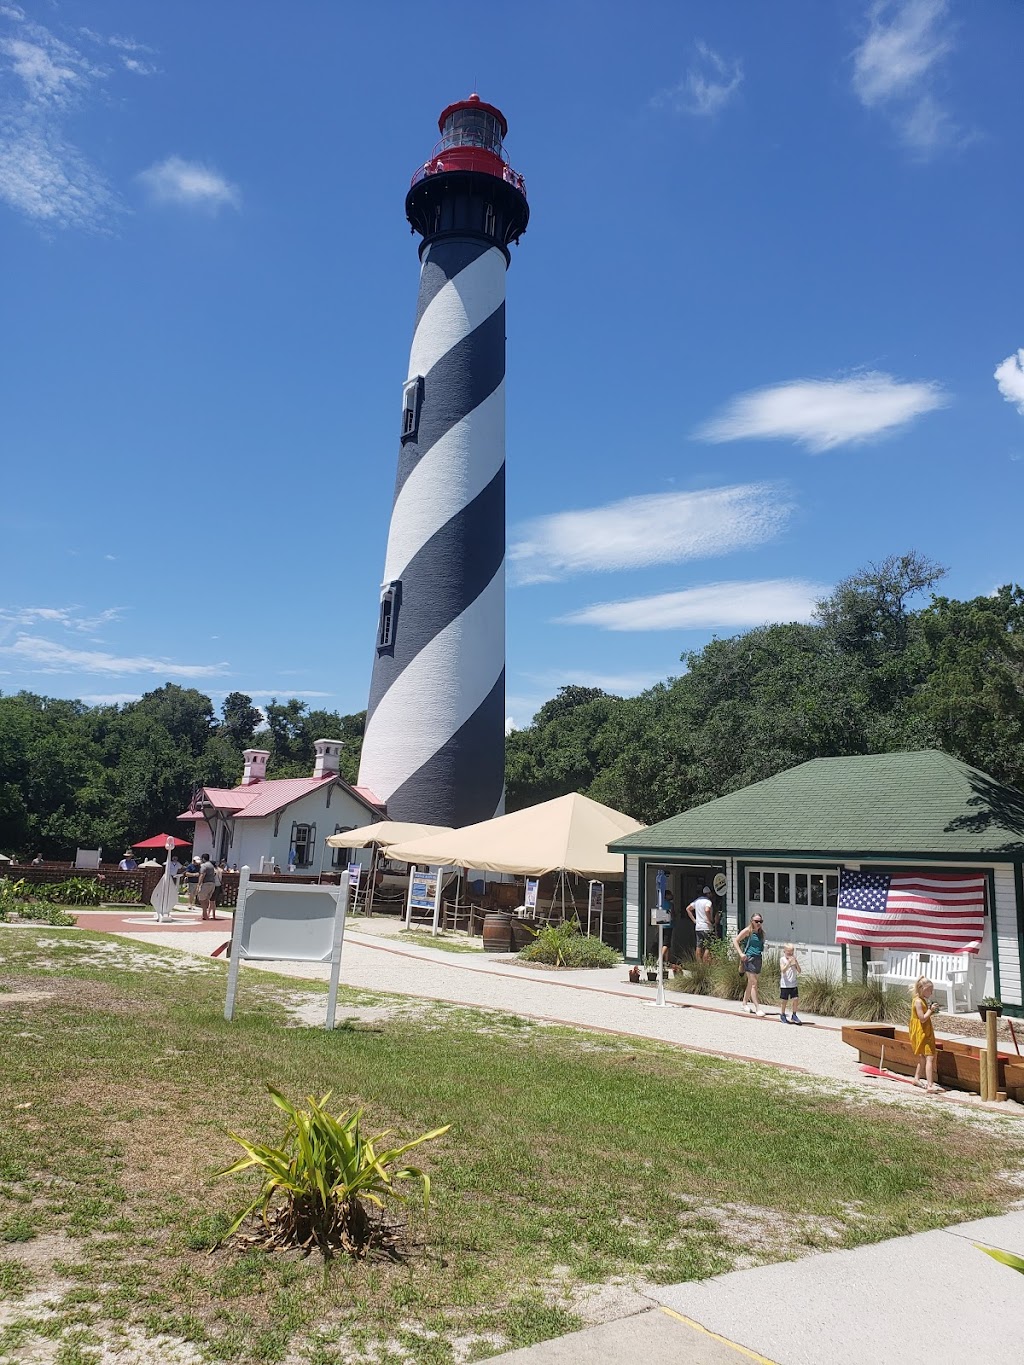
866;949;973;1014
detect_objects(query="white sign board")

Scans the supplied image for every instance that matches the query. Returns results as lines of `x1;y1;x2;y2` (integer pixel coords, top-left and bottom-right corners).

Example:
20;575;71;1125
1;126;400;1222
524;878;539;910
224;867;350;1028
347;862;362;890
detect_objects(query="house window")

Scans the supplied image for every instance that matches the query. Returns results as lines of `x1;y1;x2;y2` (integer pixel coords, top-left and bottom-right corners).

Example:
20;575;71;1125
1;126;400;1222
401;376;423;440
378;581;400;650
290;821;316;868
749;867;838;909
331;826;354;869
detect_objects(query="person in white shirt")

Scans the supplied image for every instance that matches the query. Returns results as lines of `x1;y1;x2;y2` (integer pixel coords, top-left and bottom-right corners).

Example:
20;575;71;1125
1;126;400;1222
687;886;719;963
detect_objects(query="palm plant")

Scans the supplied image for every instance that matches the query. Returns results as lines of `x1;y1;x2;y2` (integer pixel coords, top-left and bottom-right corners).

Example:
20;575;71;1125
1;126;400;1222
217;1087;449;1258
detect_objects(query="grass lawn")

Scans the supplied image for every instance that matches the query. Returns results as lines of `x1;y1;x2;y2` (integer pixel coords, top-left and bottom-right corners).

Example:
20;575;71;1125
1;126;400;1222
397;929;484;954
1;927;1022;1364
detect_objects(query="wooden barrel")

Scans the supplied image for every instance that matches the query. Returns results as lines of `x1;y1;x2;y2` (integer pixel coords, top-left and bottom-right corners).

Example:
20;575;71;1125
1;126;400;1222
483;910;514;953
510;916;539;950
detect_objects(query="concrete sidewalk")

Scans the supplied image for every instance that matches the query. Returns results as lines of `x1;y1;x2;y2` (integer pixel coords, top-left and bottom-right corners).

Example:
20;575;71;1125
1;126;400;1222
489;1210;1024;1364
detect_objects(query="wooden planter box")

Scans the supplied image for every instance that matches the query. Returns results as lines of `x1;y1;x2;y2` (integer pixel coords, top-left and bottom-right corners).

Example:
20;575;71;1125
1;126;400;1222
841;1023;1024;1102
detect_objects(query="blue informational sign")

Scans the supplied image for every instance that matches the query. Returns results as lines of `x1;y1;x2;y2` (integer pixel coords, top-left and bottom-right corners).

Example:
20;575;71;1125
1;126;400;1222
409;868;440;911
524;878;539;909
347;862;362;890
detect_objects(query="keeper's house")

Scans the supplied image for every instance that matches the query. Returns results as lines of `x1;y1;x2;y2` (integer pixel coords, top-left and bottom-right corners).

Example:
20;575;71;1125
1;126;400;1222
608;751;1024;1017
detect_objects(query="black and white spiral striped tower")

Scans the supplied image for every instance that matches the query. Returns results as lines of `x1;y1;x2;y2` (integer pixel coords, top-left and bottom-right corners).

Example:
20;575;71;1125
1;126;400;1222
357;95;529;827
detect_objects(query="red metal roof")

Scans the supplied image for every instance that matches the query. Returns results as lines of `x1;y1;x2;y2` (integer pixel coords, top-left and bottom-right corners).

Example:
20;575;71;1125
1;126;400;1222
178;775;385;824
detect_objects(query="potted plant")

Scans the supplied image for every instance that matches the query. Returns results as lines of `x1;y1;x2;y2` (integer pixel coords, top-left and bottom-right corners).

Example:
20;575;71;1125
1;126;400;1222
978;996;1003;1020
644;954;659;982
628;965;641;984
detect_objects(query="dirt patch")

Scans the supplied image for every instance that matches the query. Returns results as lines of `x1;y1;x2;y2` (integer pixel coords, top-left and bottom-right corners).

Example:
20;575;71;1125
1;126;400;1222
0;1230;83;1276
0;974;140;1016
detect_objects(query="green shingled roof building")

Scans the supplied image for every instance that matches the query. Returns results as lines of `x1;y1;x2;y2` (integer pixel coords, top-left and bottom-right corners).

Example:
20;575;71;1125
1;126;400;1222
609;751;1024;1016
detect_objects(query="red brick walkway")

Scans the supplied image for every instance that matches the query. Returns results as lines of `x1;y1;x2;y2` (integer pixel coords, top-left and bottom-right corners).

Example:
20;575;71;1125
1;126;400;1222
72;909;231;935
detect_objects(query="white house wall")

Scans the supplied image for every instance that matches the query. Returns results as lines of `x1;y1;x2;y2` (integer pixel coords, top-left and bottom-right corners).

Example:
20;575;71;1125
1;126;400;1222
994;864;1021;1006
226;785;376;877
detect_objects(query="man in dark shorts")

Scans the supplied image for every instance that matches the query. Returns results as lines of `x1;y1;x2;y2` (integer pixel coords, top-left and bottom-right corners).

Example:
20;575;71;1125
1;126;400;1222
687;885;719;963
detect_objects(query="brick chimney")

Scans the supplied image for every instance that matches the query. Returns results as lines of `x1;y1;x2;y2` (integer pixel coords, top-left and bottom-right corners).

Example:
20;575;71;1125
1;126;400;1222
241;748;270;785
313;738;343;779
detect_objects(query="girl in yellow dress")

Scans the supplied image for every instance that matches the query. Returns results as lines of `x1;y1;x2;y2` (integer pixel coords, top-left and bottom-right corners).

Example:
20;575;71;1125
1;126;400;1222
909;976;942;1092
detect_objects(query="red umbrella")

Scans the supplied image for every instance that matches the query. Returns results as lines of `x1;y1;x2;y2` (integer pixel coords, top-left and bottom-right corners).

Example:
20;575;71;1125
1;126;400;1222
132;834;192;849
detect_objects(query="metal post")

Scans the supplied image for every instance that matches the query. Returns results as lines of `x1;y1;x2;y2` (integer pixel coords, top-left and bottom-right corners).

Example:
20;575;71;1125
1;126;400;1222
325;875;350;1030
224;865;250;1021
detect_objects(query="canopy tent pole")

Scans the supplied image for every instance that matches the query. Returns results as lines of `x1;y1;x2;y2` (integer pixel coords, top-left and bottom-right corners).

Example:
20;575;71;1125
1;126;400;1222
367;844;379;918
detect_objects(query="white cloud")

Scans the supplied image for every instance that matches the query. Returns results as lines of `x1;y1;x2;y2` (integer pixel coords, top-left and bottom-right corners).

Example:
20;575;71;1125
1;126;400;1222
0;605;122;635
557;579;825;633
851;1;961;156
80;693;142;705
139;155;240;211
695;372;947;452
511;483;789;584
231;689;333;700
994;349;1024;416
652;41;743;118
0;12;124;229
1;635;227;677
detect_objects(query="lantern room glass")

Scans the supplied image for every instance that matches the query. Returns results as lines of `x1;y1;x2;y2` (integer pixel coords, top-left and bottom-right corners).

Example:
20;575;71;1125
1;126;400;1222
440;108;504;155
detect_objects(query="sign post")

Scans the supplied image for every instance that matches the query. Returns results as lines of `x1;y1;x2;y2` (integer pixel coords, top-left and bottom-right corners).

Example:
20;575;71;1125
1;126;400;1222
224;866;350;1028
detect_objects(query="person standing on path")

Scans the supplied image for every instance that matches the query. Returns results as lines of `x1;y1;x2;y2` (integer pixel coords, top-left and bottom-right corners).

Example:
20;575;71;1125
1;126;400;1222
733;913;766;1016
910;976;942;1092
687;885;718;963
196;854;217;920
183;857;200;907
779;943;802;1024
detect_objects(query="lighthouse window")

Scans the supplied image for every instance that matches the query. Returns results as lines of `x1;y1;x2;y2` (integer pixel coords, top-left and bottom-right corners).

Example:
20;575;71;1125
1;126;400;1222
401;376;423;440
484;204;496;237
377;581;400;650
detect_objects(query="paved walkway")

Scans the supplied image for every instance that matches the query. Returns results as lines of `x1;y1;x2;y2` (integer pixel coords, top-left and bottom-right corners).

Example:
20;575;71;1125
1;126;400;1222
486;1210;1024;1365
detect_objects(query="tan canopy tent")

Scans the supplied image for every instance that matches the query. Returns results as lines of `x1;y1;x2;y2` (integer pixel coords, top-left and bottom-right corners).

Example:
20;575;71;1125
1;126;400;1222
325;821;452;850
385;792;644;878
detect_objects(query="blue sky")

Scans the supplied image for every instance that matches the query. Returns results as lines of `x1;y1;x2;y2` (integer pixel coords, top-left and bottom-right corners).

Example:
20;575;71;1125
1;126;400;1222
1;0;1021;731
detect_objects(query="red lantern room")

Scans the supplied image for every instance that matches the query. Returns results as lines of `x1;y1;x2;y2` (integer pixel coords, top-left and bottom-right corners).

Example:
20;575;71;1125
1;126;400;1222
406;93;529;257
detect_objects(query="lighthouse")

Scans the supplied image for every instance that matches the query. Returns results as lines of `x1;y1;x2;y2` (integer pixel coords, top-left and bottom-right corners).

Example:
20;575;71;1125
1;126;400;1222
357;95;529;827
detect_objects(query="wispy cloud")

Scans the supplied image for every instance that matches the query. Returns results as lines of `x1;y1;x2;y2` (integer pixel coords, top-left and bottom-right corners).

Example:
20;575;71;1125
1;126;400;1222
995;349;1024;417
0;605;122;636
0;9;126;229
652;40;743;118
79;692;142;705
510;483;790;585
695;372;947;453
557;580;825;633
231;690;333;700
138;155;240;211
851;1;961;156
1;635;227;677
79;26;157;76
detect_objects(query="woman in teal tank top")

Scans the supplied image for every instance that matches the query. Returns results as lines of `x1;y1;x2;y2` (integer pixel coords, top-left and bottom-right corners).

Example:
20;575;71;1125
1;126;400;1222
733;914;766;1016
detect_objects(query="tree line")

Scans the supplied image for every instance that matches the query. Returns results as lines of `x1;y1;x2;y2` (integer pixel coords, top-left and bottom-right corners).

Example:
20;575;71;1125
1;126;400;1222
506;554;1024;823
0;689;367;859
3;553;1023;856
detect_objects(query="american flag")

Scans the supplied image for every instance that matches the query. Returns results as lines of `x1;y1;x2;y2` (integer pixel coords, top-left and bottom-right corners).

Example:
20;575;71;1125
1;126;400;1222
835;870;985;954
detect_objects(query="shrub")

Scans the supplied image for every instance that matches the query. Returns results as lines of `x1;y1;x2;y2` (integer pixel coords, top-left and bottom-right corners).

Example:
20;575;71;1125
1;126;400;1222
217;1087;449;1259
669;954;715;995
44;878;103;906
841;978;910;1023
0;898;77;927
518;920;621;969
800;969;846;1017
100;887;143;904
